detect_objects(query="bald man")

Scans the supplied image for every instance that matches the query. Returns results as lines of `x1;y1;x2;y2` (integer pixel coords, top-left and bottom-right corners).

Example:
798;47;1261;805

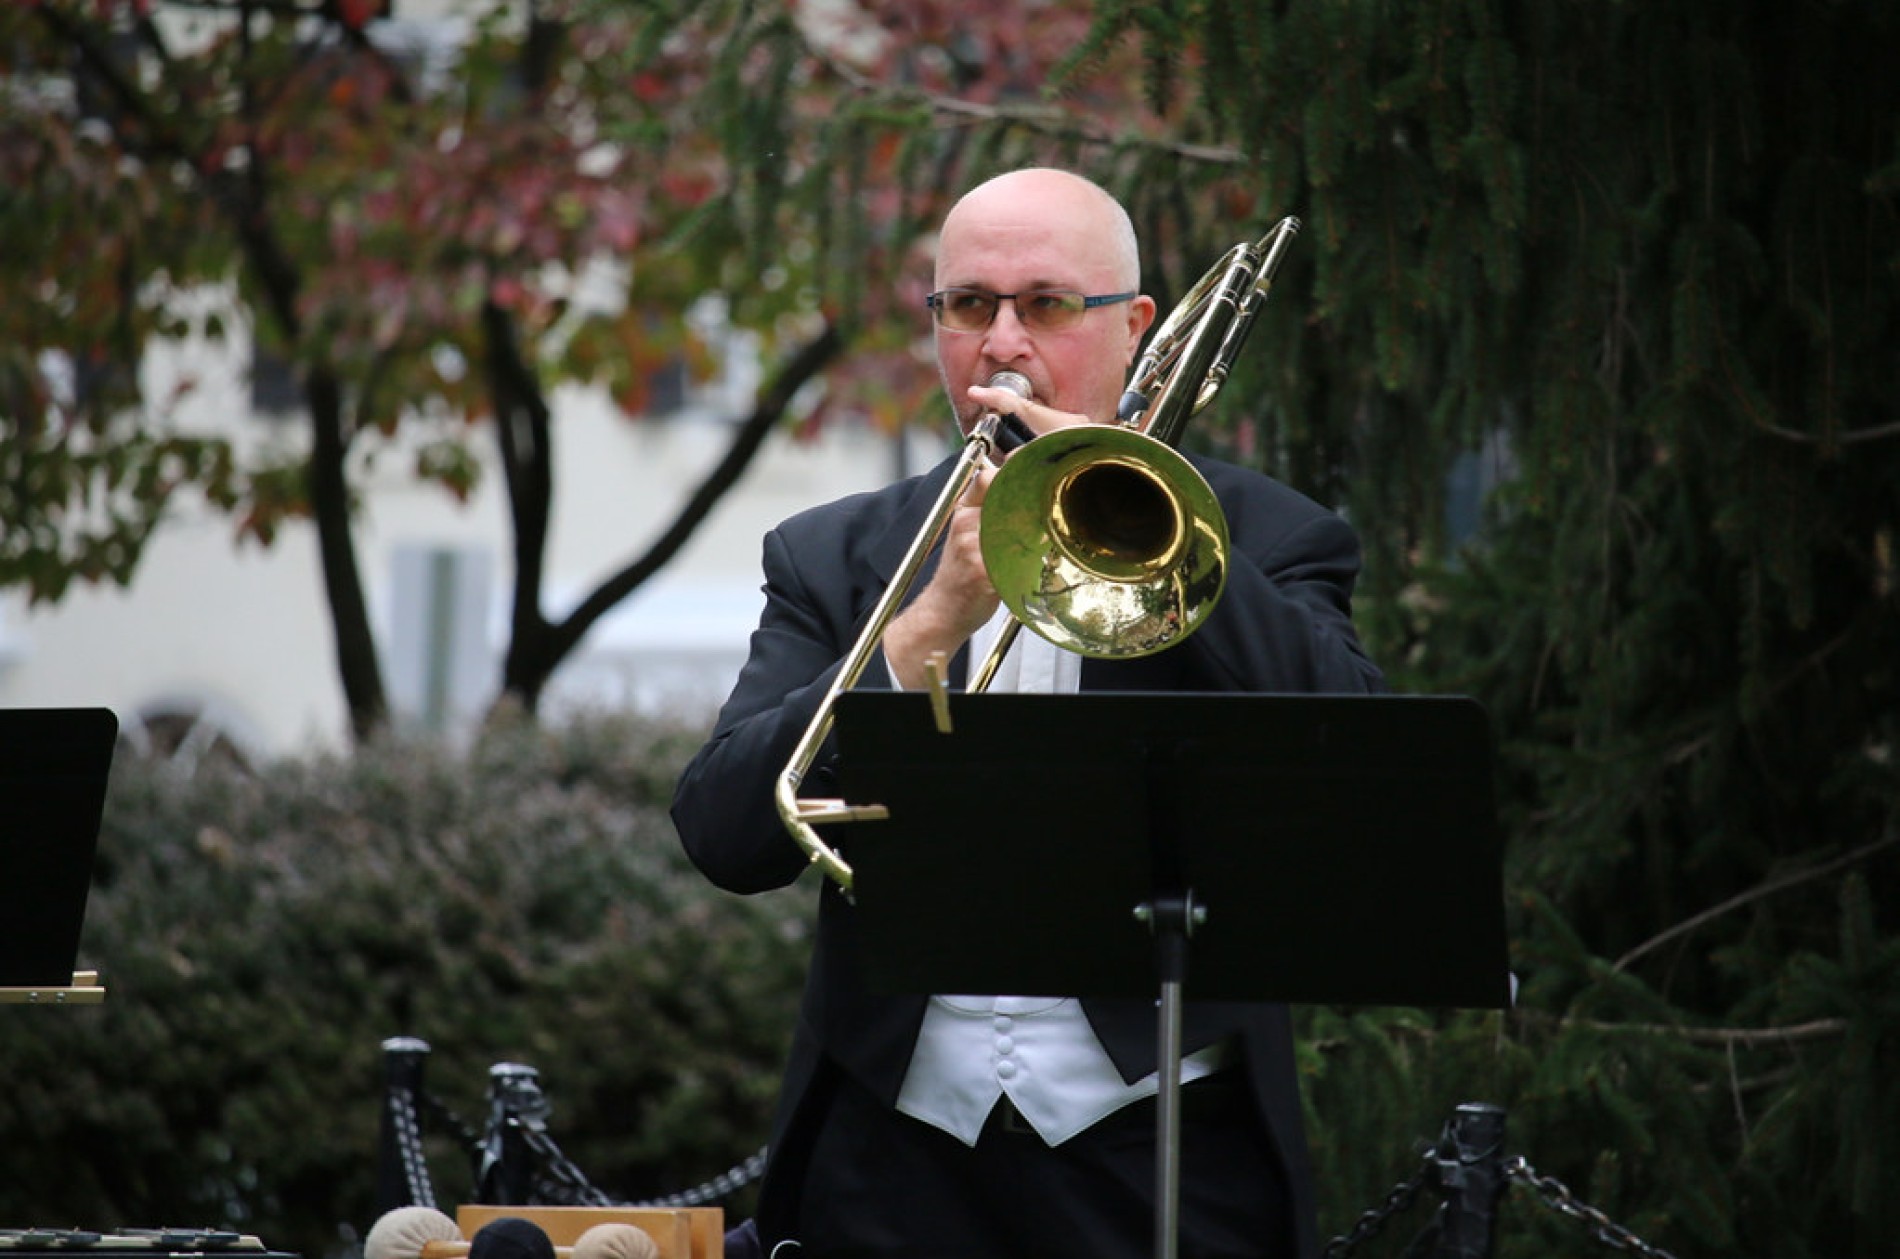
673;168;1384;1258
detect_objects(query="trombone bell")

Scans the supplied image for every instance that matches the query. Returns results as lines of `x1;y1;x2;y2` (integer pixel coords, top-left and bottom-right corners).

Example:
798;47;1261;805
982;425;1229;659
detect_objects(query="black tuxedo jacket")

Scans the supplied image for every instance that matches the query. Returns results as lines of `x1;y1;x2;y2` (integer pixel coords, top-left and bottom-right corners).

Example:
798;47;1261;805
673;449;1384;1256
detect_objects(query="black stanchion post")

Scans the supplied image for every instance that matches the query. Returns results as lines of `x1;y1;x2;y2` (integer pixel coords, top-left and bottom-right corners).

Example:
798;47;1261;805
376;1036;436;1215
477;1062;547;1205
1427;1103;1509;1259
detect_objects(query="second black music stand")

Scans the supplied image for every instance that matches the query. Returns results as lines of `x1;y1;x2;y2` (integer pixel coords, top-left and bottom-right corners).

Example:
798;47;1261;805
832;690;1512;1259
1;707;117;1005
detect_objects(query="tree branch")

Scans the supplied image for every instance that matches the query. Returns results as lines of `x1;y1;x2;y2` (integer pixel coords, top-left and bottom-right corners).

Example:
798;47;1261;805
480;297;555;617
1546;1015;1848;1048
548;321;847;660
1613;823;1900;973
1758;417;1900;447
808;41;1248;168
1308;1011;1849;1052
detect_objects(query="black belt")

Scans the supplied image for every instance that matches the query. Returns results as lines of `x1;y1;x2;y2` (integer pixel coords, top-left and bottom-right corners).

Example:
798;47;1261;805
988;1068;1250;1139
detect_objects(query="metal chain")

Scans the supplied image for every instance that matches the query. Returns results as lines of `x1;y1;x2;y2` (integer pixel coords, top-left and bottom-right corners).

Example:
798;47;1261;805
430;1079;1669;1258
1322;1146;1680;1259
630;1146;769;1209
414;1086;763;1215
420;1087;485;1153
387;1086;439;1211
409;1081;728;1213
518;1121;769;1210
1505;1155;1681;1259
519;1123;620;1206
1320;1157;1435;1259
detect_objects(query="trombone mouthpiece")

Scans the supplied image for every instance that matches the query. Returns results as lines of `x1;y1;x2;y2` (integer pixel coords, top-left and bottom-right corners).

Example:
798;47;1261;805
984;371;1036;453
987;370;1033;400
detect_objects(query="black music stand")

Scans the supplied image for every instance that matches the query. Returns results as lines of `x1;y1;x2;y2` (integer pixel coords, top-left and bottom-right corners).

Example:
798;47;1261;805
832;690;1512;1259
1;707;118;1005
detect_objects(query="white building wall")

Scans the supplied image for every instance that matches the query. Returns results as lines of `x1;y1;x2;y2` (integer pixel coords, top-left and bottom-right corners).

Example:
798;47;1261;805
0;343;950;763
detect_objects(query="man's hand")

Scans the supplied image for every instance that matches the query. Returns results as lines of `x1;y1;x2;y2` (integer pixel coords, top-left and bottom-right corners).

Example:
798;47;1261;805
965;384;1094;448
883;388;1101;689
882;463;1000;690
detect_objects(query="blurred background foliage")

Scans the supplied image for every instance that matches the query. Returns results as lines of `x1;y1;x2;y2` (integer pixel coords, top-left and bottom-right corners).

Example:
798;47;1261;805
0;716;806;1258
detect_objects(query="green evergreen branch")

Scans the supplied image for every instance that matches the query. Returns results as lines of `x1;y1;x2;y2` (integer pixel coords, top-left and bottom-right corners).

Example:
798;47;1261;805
1754;416;1900;448
1530;1014;1847;1049
1612;827;1900;974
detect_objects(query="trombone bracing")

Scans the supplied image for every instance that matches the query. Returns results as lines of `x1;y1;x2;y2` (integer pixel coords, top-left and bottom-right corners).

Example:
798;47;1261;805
775;217;1303;891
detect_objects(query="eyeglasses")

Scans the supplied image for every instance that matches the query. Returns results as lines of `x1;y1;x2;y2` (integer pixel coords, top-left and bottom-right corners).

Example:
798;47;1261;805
925;288;1138;333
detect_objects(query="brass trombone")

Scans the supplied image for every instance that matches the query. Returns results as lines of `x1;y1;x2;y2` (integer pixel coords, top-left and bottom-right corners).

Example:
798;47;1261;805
775;216;1303;891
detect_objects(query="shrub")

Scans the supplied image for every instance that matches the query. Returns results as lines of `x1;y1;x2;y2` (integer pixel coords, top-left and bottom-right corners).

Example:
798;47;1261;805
0;711;808;1259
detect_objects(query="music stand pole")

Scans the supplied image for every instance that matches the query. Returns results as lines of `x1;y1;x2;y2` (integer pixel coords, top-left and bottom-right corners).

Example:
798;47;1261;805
1139;892;1203;1259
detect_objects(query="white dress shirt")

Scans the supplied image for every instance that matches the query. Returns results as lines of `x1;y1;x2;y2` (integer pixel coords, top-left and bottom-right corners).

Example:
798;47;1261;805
892;608;1222;1147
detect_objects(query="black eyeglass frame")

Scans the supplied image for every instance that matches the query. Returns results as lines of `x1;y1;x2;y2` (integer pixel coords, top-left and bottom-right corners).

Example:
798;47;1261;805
924;288;1139;332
